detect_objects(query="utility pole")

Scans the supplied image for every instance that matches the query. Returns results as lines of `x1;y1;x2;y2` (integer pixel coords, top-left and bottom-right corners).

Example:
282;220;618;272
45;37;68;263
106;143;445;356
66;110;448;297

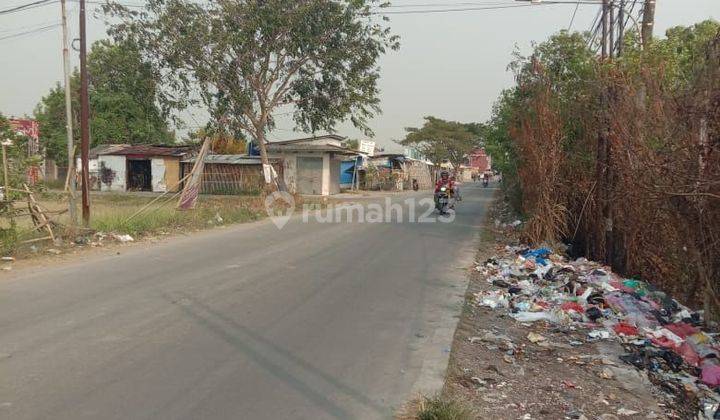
618;0;625;56
60;0;77;226
601;0;609;60
641;0;656;48
79;0;90;225
598;0;613;265
609;1;615;59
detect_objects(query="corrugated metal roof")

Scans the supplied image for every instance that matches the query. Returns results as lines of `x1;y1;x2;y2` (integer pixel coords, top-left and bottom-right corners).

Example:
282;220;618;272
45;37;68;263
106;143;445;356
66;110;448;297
98;144;193;157
268;134;346;145
266;143;357;154
182;154;268;165
89;144;128;159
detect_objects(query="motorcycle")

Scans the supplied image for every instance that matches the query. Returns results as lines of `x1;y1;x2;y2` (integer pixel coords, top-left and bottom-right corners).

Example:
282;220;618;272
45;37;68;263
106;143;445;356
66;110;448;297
435;186;451;214
482;178;489;188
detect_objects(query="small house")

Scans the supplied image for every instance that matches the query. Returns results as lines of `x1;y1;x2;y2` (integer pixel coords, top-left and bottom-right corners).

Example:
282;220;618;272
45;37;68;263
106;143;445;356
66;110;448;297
90;144;193;192
267;135;357;195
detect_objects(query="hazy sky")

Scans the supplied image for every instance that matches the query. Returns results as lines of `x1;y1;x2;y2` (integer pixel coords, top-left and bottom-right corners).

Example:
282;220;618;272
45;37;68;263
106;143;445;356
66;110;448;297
1;0;718;150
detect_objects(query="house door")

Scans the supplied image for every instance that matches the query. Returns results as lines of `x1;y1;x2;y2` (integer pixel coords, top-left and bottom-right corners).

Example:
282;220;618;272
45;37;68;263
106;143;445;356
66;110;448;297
127;159;152;191
296;157;323;195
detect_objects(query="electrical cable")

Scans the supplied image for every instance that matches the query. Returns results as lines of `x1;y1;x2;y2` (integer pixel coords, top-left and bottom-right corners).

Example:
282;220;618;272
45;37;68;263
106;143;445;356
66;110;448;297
0;0;55;15
0;23;60;41
372;3;536;15
568;1;581;30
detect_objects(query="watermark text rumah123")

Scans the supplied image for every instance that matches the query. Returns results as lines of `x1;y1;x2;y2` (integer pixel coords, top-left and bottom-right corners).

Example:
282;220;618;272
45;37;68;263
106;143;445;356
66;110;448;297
265;193;455;229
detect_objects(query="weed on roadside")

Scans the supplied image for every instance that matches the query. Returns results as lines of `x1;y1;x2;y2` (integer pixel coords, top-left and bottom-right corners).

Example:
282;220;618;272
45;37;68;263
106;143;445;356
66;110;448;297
414;395;474;420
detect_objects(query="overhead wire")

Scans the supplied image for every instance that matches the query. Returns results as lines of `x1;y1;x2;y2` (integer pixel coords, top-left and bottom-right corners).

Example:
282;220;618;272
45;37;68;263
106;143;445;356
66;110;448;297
0;0;55;15
568;1;581;30
373;3;536;15
0;23;60;41
0;19;59;34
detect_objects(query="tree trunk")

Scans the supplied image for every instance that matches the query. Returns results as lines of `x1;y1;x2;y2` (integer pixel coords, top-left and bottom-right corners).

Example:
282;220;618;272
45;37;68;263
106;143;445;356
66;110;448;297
256;129;270;166
254;129;277;192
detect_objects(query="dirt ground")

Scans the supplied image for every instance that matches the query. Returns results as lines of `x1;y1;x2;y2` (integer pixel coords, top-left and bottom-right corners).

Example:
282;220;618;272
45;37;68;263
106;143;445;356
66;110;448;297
441;206;683;420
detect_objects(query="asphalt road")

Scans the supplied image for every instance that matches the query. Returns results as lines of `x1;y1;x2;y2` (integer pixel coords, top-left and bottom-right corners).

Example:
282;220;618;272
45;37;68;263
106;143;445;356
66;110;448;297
0;183;493;420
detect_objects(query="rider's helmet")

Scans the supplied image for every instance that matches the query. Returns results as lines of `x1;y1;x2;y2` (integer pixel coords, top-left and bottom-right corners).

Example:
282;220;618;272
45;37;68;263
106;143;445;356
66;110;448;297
440;170;449;180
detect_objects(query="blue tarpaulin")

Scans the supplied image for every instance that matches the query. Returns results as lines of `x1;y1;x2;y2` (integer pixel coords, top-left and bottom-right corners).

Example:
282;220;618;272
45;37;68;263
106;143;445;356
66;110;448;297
340;160;356;185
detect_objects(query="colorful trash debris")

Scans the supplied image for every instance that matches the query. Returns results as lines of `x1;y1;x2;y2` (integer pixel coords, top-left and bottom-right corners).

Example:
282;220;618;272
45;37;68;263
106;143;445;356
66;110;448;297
474;245;720;414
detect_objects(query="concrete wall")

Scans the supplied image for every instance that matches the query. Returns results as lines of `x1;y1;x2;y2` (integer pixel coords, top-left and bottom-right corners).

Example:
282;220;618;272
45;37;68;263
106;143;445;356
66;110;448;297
328;157;341;195
163;157;181;192
277;153;298;194
406;160;434;190
321;154;330;196
97;155;126;192
272;152;343;196
76;157;99;172
151;158;166;192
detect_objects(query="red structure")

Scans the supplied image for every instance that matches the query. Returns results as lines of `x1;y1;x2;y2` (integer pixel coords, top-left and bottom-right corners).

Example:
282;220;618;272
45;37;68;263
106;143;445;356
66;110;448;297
9;118;41;184
467;148;492;173
9;119;40;155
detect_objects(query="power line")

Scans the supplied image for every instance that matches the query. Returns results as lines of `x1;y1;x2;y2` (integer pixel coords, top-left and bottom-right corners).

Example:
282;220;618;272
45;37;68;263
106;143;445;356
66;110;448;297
0;23;59;41
383;1;522;7
0;0;55;15
587;7;603;49
371;0;614;15
0;0;146;15
84;0;145;7
568;1;581;30
372;3;536;14
0;19;59;34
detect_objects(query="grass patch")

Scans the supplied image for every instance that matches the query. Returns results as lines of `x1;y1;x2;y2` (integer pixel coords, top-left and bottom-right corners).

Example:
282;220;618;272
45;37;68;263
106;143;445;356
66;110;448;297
1;193;268;256
400;395;474;420
88;196;266;236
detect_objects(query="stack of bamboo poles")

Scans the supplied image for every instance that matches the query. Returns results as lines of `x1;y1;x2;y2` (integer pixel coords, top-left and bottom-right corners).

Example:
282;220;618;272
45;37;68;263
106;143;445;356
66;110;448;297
1;185;67;244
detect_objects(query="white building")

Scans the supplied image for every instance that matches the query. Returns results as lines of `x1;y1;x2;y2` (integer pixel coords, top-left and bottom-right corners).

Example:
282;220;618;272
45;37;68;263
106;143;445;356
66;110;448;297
81;144;192;192
267;135;357;196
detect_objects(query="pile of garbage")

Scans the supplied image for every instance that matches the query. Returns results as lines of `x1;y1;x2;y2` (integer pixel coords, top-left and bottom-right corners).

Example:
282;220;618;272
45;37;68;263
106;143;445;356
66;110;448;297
474;246;720;419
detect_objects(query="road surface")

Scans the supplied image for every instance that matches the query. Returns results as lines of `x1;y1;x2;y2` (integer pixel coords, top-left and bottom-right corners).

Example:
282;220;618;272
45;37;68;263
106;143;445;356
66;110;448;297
0;183;492;420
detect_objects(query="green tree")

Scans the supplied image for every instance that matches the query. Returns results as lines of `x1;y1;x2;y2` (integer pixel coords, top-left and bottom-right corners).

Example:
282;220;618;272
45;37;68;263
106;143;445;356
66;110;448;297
343;138;360;150
400;116;479;170
621;20;720;89
34;40;174;165
105;0;399;176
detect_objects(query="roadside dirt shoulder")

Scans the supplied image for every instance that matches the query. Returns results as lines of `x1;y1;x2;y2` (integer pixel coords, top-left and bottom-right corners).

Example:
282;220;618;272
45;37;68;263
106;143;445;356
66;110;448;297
442;204;678;420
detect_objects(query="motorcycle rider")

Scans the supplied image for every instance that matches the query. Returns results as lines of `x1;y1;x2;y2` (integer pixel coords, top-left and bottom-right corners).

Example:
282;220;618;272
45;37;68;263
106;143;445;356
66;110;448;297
434;170;455;211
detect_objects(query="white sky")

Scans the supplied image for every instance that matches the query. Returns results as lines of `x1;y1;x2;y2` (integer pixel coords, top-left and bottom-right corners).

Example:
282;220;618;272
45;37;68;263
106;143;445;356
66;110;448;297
0;0;718;150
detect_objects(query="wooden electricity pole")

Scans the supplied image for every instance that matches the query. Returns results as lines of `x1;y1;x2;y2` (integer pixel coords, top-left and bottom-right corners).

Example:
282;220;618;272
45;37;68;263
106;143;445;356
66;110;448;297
598;0;614;265
609;1;615;59
641;0;656;48
601;0;609;60
79;0;90;225
618;0;625;56
60;0;77;226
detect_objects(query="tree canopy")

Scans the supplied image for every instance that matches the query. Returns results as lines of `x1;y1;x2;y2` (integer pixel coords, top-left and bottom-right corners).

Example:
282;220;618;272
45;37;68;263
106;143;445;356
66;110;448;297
34;40;174;165
481;20;720;319
400;116;481;169
104;0;399;169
